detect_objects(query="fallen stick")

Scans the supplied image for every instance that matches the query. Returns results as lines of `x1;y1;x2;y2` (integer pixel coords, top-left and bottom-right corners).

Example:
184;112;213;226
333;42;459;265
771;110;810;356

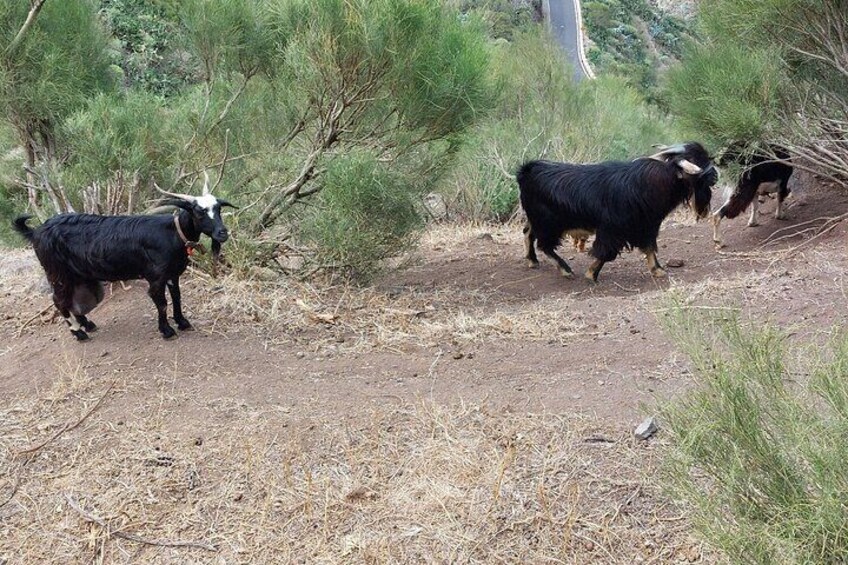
16;380;116;457
64;493;216;551
16;303;54;338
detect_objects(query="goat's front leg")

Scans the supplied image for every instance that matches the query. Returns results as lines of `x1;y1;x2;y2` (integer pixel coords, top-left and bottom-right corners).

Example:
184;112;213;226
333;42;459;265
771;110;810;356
148;281;177;339
167;278;193;331
747;197;760;227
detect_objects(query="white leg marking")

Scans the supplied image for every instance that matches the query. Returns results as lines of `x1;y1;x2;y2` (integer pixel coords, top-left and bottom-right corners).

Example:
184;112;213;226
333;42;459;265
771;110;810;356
775;196;785;219
747;198;759;227
65;315;81;332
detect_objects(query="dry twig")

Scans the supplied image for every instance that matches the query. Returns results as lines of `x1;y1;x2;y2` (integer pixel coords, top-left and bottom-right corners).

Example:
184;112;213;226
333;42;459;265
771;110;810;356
15;380;116;457
16;303;55;337
64;493;216;551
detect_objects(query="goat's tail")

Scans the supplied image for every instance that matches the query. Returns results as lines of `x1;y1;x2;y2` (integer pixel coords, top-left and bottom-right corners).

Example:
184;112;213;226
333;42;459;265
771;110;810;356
12;215;35;243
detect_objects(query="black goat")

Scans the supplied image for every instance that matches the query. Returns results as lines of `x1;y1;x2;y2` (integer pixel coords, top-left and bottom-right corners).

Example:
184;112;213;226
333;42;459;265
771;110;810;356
518;142;718;282
13;180;237;340
711;144;793;248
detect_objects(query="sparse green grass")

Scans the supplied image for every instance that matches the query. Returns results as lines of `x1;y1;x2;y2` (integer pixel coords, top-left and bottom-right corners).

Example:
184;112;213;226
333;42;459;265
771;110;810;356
661;302;848;563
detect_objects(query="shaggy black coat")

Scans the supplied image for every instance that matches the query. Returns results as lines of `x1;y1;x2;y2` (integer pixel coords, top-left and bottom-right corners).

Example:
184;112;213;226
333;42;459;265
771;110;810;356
14;202;230;341
518;142;717;282
715;145;793;220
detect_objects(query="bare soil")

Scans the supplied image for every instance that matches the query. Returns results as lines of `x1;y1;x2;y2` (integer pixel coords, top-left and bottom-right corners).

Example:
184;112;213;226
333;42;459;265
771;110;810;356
1;176;847;563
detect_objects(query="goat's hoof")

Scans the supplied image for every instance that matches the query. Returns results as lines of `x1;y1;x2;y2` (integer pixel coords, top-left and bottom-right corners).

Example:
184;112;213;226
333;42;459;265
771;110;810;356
747;221;759;227
559;267;573;278
584;272;598;284
176;320;194;331
83;320;98;332
775;214;788;221
71;329;90;341
652;267;668;278
161;327;178;340
714;241;725;251
526;259;539;269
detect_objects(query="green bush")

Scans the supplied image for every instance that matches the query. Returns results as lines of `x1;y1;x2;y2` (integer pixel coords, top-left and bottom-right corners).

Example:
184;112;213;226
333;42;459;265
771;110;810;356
664;42;784;148
61;90;180;193
661;304;848;563
302;152;424;280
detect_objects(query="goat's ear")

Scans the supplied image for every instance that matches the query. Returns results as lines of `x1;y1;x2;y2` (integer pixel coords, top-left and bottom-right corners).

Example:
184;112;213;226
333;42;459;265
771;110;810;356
217;198;239;209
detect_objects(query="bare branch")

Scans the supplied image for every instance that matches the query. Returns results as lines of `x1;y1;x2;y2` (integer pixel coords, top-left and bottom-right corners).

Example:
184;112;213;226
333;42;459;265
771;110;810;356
5;0;48;57
65;493;216;551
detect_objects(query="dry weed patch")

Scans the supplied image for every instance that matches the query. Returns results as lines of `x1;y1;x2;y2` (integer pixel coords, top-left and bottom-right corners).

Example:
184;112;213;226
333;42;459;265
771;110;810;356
0;364;706;564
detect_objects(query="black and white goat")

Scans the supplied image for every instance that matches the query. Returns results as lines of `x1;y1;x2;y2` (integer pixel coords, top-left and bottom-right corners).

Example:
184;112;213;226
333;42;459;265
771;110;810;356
518;142;718;282
13;178;237;340
711;144;794;248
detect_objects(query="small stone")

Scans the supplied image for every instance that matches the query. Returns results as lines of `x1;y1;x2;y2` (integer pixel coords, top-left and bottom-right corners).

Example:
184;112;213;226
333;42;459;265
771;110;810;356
634;416;659;440
666;259;685;268
194;437;203;446
295;351;305;359
452;352;464;360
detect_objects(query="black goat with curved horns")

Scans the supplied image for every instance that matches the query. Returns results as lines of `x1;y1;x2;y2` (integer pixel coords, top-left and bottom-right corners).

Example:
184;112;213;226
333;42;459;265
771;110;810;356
518;142;718;282
13;174;238;341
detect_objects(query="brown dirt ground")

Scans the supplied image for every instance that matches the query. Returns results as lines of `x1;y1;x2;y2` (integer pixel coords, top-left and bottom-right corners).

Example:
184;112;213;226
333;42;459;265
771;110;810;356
1;175;847;563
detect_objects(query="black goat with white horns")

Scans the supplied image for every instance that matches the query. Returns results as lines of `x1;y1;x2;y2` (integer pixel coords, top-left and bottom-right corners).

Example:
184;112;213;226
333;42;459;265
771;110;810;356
518;142;718;282
13;174;237;341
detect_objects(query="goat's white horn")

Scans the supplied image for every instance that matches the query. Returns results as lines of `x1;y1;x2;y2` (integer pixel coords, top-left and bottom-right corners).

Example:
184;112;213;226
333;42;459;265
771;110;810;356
202;171;210;196
677;159;703;175
153;181;196;201
647;143;688;161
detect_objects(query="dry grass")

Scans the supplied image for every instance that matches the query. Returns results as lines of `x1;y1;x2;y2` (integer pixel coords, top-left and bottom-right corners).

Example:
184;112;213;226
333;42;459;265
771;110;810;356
190;274;590;351
0;362;707;564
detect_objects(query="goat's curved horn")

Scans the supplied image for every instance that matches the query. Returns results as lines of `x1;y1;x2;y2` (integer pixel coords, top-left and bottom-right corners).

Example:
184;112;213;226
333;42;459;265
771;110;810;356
647;143;688;161
202;171;210;196
676;159;703;175
153;181;195;202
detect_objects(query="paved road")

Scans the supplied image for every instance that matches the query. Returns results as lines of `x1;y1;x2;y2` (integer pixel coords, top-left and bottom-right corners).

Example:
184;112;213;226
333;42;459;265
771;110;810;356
545;0;594;82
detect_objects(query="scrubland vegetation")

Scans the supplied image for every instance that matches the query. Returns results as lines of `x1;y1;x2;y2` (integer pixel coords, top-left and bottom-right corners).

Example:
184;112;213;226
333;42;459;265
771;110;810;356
3;1;848;563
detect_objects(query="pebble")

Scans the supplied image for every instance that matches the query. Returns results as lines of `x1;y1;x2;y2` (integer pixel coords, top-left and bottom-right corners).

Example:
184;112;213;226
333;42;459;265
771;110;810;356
634;416;658;440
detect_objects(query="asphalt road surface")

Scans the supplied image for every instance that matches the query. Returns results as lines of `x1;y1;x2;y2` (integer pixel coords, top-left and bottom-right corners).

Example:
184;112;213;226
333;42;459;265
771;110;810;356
546;0;592;82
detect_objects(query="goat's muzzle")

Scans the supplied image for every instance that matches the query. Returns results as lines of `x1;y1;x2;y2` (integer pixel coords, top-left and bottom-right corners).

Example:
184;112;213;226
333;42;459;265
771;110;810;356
214;229;229;243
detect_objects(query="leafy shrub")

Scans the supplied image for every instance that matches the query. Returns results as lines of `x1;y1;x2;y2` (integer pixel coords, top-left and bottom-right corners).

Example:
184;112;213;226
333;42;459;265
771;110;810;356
664;42;784;148
662;304;848;563
302;152;424;280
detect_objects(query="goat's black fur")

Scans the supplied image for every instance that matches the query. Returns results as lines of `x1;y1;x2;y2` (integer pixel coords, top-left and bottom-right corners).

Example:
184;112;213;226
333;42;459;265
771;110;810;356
518;141;717;282
712;144;793;248
14;199;233;340
715;144;793;220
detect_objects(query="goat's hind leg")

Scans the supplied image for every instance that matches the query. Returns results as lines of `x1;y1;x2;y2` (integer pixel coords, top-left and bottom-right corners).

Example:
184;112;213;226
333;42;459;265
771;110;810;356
523;223;540;268
538;241;573;278
54;289;89;341
72;281;103;333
